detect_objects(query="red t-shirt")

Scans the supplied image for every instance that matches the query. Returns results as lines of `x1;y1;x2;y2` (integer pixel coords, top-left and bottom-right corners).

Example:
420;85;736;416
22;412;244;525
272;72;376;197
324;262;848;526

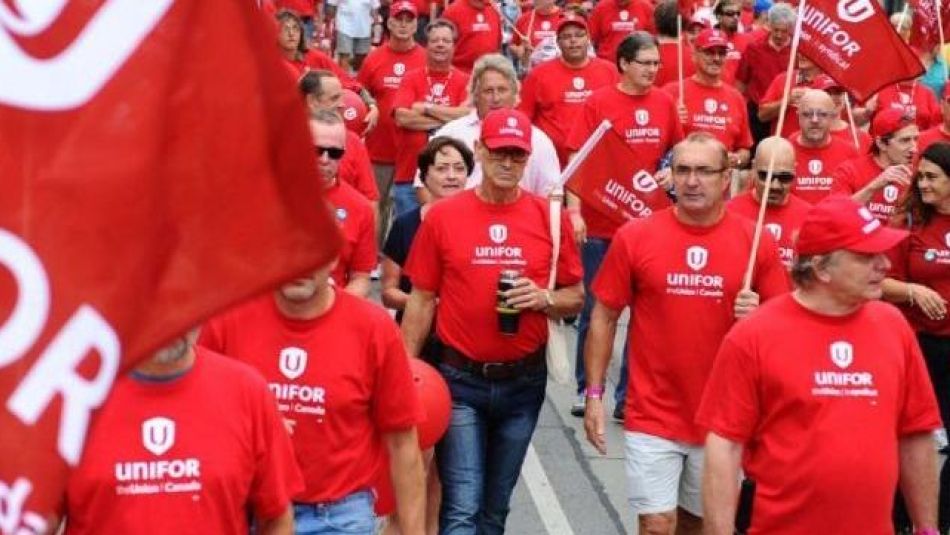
888;214;950;337
357;44;427;163
340;130;379;200
830;125;872;153
720;31;746;85
592;208;791;444
324;180;377;285
790;134;859;205
760;70;812;138
727;190;811;267
918;125;950;153
654;39;696;89
832;154;905;222
511;8;563;47
65;348;303;534
696;295;941;534
735;34;790;105
519;57;619;166
442;0;502;72
285;50;364;93
392;67;470;183
588;0;656;62
198;292;421;503
662;78;752;151
405;190;583;361
875;82;942;132
566;85;684;239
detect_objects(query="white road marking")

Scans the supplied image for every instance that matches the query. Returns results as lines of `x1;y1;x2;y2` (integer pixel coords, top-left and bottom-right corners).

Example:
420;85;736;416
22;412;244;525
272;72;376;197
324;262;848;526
521;444;576;535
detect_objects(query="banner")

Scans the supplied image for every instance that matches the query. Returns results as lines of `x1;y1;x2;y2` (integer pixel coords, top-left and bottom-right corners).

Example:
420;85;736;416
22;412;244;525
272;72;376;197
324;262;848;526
0;0;340;528
910;0;950;52
797;0;924;102
564;124;672;225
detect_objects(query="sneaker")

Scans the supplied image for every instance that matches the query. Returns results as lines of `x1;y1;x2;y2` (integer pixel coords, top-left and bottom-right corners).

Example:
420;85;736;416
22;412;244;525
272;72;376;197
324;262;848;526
613;403;625;422
570;393;586;417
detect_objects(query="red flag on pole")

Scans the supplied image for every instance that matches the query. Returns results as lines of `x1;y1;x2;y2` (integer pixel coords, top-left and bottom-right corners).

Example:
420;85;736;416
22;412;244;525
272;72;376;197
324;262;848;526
910;0;950;51
796;0;924;102
564;125;673;225
0;0;340;527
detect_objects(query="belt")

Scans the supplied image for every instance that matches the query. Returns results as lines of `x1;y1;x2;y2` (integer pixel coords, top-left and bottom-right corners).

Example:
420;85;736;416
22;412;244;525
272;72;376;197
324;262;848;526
440;344;545;381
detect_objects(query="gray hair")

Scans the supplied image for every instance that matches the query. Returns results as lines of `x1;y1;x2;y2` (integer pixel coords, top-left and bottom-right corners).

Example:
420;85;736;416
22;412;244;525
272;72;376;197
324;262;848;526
468;54;520;105
790;253;837;287
768;2;797;26
312;108;343;125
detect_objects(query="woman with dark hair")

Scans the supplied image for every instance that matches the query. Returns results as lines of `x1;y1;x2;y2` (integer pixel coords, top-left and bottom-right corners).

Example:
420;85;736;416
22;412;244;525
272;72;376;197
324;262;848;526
883;141;950;532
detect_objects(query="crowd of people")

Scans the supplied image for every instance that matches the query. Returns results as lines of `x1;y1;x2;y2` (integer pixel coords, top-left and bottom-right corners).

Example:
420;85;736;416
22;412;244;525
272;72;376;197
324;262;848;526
57;0;950;533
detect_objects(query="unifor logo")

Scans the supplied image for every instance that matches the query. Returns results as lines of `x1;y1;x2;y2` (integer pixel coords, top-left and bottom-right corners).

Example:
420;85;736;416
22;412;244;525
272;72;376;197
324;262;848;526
634;109;649;126
476;13;484;22
489;224;508;244
541;21;551;30
883;184;899;203
829;341;853;369
573;77;585;90
279;347;308;380
703;98;717;115
431;83;445;97
686;246;708;271
142;417;175;456
808;159;823;175
507;117;518;128
343;106;357;120
619;10;629;20
0;0;174;111
631;169;658;192
394;62;405;75
837;0;875;23
765;223;782;240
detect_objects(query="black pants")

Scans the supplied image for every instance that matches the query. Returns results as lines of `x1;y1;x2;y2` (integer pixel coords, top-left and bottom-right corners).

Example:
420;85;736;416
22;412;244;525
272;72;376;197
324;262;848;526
894;332;950;533
746;100;772;152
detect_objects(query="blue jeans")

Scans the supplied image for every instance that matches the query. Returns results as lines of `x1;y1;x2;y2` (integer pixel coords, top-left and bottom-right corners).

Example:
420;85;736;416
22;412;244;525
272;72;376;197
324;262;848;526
435;362;547;535
293;490;375;535
575;237;629;403
392;183;419;218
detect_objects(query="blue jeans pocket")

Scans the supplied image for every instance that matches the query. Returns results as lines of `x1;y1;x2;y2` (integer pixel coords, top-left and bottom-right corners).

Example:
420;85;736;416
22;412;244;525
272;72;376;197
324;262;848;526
324;493;375;534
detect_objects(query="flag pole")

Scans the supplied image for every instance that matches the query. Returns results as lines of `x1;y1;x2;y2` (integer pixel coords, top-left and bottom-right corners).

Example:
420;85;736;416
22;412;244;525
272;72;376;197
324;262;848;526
843;93;860;149
677;14;685;106
939;0;949;81
741;0;806;290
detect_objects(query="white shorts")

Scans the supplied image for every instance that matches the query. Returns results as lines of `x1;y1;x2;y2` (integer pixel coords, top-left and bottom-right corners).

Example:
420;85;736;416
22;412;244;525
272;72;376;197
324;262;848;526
624;431;704;517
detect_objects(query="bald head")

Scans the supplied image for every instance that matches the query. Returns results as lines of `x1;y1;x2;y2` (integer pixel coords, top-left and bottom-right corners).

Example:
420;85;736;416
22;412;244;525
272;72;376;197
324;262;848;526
752;136;796;206
797;89;835;145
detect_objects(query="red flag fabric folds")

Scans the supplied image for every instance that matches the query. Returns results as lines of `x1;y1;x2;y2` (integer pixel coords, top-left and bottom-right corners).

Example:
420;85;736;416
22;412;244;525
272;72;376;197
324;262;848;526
909;0;950;52
0;0;339;525
797;0;924;102
565;127;673;225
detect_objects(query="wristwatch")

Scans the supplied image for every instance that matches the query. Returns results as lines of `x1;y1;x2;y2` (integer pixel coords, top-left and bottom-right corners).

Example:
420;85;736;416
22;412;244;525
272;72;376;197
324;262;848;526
541;289;555;310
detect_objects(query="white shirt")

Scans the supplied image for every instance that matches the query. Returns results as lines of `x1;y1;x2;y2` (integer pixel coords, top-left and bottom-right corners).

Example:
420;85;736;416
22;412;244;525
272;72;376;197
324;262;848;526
416;110;561;196
329;0;379;38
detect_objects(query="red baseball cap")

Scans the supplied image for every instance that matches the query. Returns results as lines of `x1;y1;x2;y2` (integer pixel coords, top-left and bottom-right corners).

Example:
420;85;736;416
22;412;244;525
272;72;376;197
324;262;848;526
811;74;842;92
480;109;532;153
557;13;588;34
870;107;915;138
390;0;417;17
796;195;908;256
694;28;729;50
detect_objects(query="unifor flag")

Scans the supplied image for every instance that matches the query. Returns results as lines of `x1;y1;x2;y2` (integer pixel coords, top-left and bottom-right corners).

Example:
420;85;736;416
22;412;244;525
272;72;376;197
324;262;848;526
796;0;924;102
562;121;672;226
909;0;950;52
0;0;340;530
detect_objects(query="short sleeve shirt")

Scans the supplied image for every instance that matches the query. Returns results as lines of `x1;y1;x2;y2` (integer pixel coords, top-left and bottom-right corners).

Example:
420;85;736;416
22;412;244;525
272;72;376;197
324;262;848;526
662;78;752;151
790;134;859;204
324;180;378;285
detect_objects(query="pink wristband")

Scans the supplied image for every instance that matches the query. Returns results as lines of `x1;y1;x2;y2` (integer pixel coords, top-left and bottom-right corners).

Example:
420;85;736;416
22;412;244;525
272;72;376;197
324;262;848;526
586;385;605;399
914;529;939;535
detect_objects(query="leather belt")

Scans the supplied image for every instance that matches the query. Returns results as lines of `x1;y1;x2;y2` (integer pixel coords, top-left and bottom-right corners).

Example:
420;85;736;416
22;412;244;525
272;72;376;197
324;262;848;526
440;344;545;381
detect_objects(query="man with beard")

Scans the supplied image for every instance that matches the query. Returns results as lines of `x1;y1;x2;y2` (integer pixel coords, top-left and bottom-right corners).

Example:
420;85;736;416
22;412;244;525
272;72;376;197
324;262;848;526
789;89;858;204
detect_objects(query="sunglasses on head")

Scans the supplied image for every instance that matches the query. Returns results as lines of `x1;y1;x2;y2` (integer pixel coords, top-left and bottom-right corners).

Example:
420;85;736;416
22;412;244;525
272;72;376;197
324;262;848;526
315;146;346;160
756;170;795;183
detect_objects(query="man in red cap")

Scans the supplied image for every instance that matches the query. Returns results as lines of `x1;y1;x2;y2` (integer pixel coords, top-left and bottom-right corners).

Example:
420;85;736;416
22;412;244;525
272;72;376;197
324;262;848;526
918;84;950;152
401;108;584;535
832;107;919;222
663;28;753;170
441;0;502;72
700;195;941;535
357;0;426;243
788;89;858;204
588;0;655;63
519;15;618;167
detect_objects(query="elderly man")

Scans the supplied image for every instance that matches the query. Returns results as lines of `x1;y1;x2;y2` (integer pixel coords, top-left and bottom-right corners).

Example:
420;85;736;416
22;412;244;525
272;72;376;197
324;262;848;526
584;133;790;535
429;54;562;197
788;89;859;204
832;108;919;222
728;136;811;267
699;195;942;534
401;108;583;535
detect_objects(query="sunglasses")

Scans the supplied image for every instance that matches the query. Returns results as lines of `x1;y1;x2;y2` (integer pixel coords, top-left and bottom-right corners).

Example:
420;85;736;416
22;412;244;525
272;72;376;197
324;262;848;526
315;146;346;160
720;10;741;16
756;170;795;183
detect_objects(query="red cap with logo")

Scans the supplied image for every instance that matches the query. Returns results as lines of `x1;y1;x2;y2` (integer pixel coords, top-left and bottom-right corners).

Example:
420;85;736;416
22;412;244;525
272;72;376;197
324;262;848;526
480;109;532;153
694;28;729;50
811;74;842;92
870;107;915;138
556;13;588;34
390;0;418;17
795;195;908;256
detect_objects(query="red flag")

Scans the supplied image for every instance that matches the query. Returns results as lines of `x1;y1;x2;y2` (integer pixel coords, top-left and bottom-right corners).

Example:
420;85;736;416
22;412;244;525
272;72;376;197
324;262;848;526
910;0;950;51
0;0;339;526
565;128;672;225
797;0;923;102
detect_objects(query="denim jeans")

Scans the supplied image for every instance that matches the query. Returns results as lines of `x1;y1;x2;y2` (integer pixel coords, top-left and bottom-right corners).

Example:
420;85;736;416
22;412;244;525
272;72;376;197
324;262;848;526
392;183;419;218
575;237;629;403
293;490;375;535
435;362;547;535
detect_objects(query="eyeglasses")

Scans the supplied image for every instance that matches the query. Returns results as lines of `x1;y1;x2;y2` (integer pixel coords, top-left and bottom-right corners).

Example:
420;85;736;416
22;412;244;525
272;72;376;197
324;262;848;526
798;109;834;120
486;147;530;163
630;59;661;68
672;165;725;178
756;170;795;183
720;10;741;16
315;146;346;160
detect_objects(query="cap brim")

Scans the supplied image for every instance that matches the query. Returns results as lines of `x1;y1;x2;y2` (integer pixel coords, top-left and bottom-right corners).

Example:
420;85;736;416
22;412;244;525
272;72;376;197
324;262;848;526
698;43;729;50
392;8;417;17
846;227;909;254
557;20;588;33
483;137;532;153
